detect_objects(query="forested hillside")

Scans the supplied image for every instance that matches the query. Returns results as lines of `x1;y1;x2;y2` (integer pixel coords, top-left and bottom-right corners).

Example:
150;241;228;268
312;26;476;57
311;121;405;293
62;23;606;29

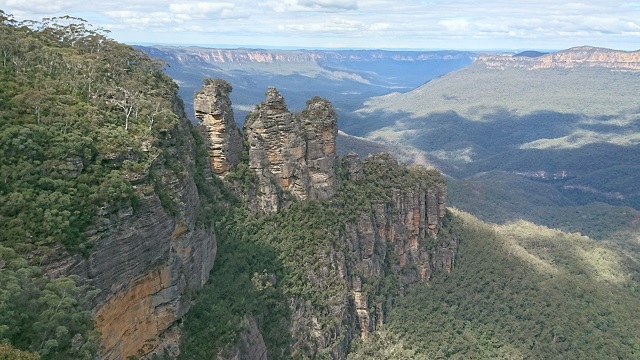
0;11;195;359
351;50;640;251
349;210;640;359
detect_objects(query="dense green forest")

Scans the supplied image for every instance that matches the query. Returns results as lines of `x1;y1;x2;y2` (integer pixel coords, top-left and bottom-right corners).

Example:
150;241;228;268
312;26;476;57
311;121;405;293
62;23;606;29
0;11;185;359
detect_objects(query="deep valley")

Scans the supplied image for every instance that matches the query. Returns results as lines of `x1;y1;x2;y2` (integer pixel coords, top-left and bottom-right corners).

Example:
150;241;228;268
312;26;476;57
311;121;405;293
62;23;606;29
1;12;640;360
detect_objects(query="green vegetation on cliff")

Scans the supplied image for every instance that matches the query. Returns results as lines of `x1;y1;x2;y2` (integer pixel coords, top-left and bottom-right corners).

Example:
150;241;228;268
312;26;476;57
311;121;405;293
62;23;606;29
179;155;445;359
4;12;639;360
0;12;187;358
0;11;181;255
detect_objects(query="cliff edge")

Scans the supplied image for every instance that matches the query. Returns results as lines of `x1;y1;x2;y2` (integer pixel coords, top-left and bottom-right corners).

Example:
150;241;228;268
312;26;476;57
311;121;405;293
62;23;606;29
477;46;640;71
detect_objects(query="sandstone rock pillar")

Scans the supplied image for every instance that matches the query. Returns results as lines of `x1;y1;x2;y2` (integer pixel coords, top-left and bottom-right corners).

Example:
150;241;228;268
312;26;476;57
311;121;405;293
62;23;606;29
194;78;243;177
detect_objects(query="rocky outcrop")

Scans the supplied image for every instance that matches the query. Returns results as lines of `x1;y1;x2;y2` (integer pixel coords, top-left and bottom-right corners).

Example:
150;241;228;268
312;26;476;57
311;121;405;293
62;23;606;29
195;79;243;177
341;155;451;340
46;115;217;360
243;88;338;212
284;154;453;357
227;317;268;360
478;46;640;71
300;96;339;199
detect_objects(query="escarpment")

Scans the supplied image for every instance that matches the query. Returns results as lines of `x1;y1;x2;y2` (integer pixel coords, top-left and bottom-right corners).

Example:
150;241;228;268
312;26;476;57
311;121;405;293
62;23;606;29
341;154;451;340
478;46;640;71
263;154;453;358
45;111;218;360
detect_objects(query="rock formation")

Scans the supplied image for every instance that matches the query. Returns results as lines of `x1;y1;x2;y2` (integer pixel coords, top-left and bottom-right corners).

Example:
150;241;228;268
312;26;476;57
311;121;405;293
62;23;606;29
46;114;217;360
228;317;268;360
243;88;309;212
55;80;450;359
286;154;452;356
194;78;243;177
300;96;339;199
243;87;338;212
342;157;450;340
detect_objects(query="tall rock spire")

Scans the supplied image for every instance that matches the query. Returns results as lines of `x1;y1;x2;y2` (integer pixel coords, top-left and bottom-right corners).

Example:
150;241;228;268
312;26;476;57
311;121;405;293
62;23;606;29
194;79;243;177
243;88;338;212
300;96;338;200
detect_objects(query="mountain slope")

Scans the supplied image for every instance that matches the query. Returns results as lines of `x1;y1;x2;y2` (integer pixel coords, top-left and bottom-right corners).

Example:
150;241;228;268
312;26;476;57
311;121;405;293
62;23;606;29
4;13;640;360
351;47;640;228
0;13;227;359
349;210;640;359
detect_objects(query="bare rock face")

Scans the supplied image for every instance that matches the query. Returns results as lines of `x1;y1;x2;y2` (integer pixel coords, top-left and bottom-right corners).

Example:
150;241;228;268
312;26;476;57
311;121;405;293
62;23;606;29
339;155;451;340
287;154;453;356
243;88;309;212
194;79;243;177
300;96;338;199
48;115;217;360
243;88;338;212
227;317;268;360
341;152;363;181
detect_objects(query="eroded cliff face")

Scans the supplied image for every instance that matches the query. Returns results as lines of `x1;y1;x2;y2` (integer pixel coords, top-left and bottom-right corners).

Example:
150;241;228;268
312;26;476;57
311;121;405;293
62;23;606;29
195;87;454;359
47;115;217;360
143;47;474;65
478;46;640;71
194;79;243;177
295;154;452;354
243;88;338;212
300;96;339;200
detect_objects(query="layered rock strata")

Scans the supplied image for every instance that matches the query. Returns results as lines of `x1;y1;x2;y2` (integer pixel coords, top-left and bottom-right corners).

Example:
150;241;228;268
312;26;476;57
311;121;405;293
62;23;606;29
243;88;338;212
46;115;217;360
345;155;450;340
186;84;452;358
300;96;339;199
194;78;243;177
478;46;640;71
285;154;453;357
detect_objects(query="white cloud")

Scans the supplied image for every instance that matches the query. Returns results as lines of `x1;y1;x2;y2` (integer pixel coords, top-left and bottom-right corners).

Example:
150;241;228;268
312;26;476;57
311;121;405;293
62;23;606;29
438;19;470;32
1;0;639;50
297;0;358;10
169;2;234;15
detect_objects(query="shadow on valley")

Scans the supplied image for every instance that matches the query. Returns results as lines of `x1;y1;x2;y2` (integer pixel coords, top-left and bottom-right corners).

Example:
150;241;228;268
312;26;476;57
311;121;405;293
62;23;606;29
350;211;640;359
179;211;293;359
357;108;640;208
346;108;640;242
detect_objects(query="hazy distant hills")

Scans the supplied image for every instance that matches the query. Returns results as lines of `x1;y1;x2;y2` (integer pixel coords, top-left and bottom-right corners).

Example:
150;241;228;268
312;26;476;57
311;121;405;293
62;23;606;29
137;46;475;122
351;46;640;233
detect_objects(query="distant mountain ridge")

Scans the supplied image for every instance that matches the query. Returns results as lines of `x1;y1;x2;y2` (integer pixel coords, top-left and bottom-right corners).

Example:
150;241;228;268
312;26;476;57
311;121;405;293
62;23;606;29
145;46;474;64
138;45;476;124
478;46;640;71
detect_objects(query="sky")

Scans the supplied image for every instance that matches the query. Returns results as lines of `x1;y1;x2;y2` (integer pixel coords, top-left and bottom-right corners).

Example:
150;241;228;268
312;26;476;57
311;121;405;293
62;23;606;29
1;0;639;51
